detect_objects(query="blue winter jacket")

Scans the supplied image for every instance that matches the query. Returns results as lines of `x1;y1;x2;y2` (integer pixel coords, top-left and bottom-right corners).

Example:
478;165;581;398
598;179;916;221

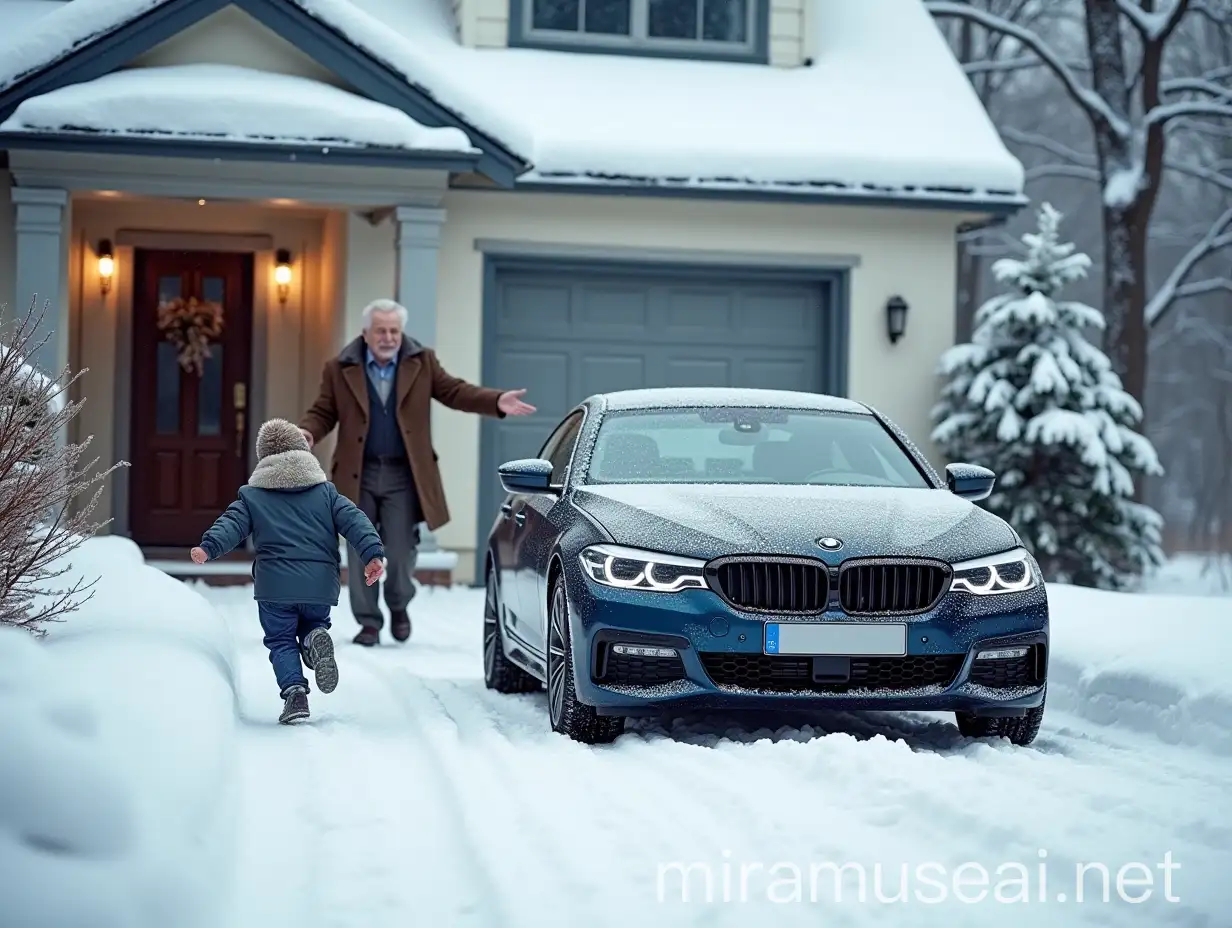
199;449;384;604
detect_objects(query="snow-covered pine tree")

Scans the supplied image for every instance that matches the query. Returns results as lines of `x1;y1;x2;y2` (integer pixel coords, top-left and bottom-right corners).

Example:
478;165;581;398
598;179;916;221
931;202;1165;590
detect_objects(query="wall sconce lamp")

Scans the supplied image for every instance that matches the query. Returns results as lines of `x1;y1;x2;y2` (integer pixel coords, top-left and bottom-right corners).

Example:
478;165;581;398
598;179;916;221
886;295;908;344
274;248;292;304
97;239;115;296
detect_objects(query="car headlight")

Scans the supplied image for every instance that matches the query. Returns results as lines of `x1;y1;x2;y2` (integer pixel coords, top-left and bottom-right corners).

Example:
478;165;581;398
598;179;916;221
949;547;1039;595
579;544;707;592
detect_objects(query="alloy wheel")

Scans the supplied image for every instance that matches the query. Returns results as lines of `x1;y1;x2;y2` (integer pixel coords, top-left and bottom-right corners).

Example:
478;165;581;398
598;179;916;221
483;572;499;681
547;583;568;727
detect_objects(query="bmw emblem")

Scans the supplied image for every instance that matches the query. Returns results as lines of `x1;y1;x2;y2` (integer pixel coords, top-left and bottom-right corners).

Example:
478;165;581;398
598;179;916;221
816;537;843;551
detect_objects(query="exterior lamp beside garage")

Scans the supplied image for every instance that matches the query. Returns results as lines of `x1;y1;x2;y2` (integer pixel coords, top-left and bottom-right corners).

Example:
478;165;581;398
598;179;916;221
274;248;292;304
886;295;908;344
97;239;114;296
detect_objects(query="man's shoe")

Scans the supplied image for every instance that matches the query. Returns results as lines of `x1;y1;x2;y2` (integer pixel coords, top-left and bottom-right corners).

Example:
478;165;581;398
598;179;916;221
391;609;411;642
353;625;380;646
279;685;309;724
302;628;338;693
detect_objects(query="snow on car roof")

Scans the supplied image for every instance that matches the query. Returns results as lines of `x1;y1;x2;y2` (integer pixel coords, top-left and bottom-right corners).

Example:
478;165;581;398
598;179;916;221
592;388;872;414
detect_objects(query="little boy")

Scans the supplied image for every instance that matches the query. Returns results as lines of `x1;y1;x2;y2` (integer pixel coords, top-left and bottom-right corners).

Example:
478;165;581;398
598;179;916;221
191;418;386;724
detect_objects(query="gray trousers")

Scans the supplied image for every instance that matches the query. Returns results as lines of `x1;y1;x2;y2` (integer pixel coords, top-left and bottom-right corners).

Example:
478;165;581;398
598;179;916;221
348;458;421;628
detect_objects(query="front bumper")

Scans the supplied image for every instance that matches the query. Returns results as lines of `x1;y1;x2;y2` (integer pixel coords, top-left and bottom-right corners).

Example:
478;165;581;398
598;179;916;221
568;569;1049;718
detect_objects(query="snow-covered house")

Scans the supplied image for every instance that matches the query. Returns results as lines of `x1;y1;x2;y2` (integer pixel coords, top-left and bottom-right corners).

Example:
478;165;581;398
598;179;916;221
0;0;1024;583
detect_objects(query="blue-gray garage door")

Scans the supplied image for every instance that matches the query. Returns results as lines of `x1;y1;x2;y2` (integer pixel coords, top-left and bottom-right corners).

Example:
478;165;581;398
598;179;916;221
477;262;841;547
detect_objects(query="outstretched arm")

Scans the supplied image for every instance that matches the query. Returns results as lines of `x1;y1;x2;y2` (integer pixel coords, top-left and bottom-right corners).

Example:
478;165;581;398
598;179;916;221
429;351;535;417
196;499;253;561
330;488;385;566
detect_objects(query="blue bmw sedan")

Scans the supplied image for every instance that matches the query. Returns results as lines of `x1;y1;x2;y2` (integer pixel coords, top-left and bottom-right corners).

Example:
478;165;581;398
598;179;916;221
483;388;1049;746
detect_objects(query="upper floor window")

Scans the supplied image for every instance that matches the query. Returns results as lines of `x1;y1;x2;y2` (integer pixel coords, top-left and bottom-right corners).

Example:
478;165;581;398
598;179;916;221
513;0;766;62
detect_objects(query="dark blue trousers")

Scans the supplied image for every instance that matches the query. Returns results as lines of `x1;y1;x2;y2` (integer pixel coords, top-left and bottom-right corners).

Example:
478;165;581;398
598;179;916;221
257;602;332;696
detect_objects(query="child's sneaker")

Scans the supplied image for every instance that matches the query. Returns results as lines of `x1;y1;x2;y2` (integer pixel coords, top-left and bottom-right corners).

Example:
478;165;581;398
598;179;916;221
279;685;309;724
302;628;338;694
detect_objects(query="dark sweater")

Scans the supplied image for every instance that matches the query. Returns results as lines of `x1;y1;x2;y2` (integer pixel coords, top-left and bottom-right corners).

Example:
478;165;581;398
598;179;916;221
365;371;404;460
200;449;384;604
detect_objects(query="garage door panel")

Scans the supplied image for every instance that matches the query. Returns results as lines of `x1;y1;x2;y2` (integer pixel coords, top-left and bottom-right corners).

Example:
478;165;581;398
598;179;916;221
665;356;733;387
579;354;646;397
498;282;571;333
577;285;651;331
495;348;570;415
737;291;817;343
664;289;736;333
740;357;815;392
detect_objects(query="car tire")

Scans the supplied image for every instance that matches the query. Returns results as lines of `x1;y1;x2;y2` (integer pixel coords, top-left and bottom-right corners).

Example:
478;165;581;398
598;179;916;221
956;689;1045;747
483;567;542;693
547;574;624;744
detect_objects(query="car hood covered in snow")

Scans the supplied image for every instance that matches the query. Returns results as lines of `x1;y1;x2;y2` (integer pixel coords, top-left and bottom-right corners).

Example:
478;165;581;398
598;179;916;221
571;484;1018;563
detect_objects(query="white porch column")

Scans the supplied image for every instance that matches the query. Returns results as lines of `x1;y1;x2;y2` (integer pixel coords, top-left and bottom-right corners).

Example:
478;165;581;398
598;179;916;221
394;205;446;553
12;187;69;377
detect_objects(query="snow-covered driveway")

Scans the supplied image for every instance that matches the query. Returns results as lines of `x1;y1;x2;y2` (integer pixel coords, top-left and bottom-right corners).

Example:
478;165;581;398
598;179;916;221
206;584;1231;928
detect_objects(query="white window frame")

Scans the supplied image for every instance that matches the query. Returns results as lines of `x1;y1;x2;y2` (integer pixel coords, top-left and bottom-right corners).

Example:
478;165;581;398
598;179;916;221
518;0;762;60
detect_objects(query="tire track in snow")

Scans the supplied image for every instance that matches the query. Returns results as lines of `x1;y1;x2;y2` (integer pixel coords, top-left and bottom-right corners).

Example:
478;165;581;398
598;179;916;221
398;672;623;928
334;646;512;928
221;602;501;928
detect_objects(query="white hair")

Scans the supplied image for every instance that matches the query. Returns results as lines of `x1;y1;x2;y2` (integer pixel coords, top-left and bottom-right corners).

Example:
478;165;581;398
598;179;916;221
361;298;408;331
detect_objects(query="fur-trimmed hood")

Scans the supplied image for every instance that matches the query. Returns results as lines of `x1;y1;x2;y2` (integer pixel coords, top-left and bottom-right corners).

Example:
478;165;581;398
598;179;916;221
247;449;327;490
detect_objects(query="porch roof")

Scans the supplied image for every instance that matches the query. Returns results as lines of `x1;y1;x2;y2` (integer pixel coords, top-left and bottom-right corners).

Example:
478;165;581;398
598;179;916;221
0;0;1027;211
0;62;483;170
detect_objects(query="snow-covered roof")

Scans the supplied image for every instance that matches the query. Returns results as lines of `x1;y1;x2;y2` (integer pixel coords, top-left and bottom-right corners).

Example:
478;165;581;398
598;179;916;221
0;63;477;152
0;0;70;34
0;0;1026;205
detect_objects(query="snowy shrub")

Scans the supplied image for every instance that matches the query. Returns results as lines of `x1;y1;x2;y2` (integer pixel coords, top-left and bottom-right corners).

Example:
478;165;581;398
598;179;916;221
931;203;1165;590
0;299;128;635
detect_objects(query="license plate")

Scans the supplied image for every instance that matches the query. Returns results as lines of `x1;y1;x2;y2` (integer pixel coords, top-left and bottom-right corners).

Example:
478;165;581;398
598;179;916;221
764;622;907;656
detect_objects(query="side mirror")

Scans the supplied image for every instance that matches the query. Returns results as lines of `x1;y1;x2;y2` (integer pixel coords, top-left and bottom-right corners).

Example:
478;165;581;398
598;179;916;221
499;458;556;495
946;463;995;501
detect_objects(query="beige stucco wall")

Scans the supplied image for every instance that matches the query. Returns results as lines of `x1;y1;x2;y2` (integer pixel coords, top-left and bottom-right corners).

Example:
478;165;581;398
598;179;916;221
361;190;970;581
126;5;352;88
69;197;335;528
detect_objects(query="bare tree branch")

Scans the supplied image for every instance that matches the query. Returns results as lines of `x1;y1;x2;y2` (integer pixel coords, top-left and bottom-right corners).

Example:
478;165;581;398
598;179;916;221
1160;76;1232;102
1026;164;1103;181
1175;278;1232;299
1148;99;1232;127
1000;126;1098;165
1167;159;1232;193
0;299;130;635
1115;0;1191;41
926;0;1131;136
1146;206;1232;324
963;55;1092;75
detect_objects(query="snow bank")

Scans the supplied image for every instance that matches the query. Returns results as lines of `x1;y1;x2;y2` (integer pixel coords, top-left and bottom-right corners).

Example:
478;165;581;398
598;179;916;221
1;63;477;152
1;536;239;928
1141;553;1232;597
1047;583;1232;755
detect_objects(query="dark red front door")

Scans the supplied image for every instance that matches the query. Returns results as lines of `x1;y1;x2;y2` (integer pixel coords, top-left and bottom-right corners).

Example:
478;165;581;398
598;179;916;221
130;249;253;547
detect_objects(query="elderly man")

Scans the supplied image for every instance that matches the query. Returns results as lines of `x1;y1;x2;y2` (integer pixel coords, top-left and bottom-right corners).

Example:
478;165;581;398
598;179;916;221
298;298;535;645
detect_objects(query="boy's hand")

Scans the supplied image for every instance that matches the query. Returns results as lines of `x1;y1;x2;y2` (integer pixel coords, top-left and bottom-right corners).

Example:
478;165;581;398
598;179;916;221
190;546;208;565
364;558;385;586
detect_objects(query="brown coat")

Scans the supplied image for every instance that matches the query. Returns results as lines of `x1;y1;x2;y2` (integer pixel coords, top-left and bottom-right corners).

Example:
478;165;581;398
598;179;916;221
298;335;505;531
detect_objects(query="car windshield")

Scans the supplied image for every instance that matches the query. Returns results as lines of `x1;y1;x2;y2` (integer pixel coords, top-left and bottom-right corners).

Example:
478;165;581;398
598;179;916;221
586;407;929;487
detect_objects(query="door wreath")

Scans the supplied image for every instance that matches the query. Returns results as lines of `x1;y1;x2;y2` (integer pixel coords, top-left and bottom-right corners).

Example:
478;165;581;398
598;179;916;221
157;296;224;376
